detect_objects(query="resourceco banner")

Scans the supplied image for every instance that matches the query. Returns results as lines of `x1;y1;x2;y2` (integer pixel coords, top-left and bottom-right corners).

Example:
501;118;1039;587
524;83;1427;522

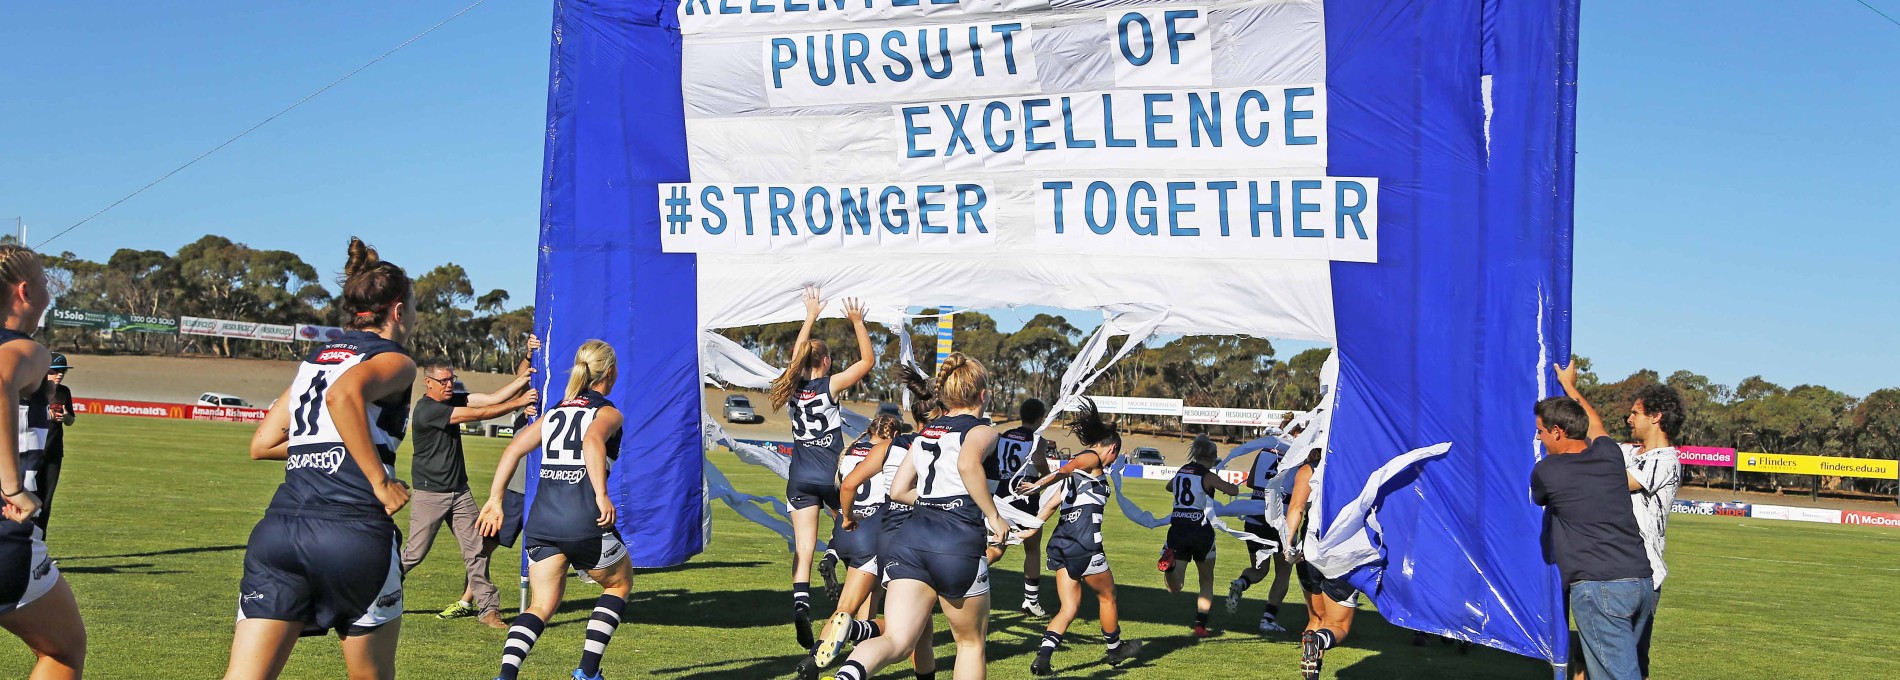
180;316;295;343
538;0;1579;660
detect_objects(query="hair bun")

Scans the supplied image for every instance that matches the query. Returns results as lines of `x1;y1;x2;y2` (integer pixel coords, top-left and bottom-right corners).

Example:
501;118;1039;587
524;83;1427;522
344;237;379;279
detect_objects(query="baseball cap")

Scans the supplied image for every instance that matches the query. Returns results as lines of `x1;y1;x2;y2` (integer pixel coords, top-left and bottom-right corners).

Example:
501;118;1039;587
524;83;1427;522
48;353;71;371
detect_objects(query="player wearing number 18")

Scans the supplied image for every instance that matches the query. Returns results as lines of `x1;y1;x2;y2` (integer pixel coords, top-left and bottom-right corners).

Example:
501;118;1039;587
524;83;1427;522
225;238;417;680
480;340;631;680
768;287;876;649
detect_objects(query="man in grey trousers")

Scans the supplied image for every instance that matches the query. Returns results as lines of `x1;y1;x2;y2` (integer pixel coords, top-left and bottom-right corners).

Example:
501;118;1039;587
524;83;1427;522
403;357;537;628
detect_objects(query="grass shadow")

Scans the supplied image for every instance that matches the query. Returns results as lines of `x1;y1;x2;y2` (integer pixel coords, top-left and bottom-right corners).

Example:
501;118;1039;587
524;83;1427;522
55;543;245;561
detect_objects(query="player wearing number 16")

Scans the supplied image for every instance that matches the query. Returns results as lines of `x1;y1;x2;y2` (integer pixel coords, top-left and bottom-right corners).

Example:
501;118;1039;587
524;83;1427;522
479;340;632;680
225;238;418;680
768;287;877;649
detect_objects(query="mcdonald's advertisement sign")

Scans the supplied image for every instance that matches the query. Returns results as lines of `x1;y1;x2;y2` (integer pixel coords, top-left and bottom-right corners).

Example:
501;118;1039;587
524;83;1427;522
72;397;188;419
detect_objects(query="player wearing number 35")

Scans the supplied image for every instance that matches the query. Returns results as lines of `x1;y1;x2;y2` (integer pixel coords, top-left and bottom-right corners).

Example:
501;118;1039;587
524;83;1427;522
479;340;632;680
768;287;876;649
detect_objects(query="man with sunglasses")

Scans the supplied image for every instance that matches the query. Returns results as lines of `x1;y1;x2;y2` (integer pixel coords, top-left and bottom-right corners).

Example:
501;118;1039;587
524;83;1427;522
401;354;538;629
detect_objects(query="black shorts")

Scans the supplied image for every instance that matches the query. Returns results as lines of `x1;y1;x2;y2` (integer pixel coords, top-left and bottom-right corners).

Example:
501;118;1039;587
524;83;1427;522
525;530;628;572
1047;546;1110;580
877;505;910;562
1296;562;1360;608
1165;522;1218;564
493;491;526;548
0;533;59;615
831;509;885;574
238;513;404;637
1242;519;1282;566
787;478;840;511
881;542;990;598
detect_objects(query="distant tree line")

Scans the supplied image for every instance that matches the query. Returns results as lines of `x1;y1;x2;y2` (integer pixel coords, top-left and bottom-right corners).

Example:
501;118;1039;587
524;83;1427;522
33;234;533;373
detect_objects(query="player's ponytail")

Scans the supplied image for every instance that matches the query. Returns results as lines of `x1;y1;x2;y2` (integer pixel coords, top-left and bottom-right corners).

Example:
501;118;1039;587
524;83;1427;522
565;339;616;400
1065;397;1121;451
934;352;986;411
0;245;43;324
769;338;831;410
339;237;411;330
1189;434;1218;466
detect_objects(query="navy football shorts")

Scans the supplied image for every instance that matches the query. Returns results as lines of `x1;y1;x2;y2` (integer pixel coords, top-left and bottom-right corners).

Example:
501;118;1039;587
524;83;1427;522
1165;522;1218;565
881;542;990;599
1297;561;1360;608
0;533;59;615
238;513;403;637
831;509;885;574
786;479;840;511
526;530;628;572
1047;545;1110;580
1242;519;1282;567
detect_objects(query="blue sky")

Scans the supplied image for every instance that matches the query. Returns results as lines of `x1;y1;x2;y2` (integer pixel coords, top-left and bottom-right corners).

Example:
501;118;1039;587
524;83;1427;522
1;1;1894;396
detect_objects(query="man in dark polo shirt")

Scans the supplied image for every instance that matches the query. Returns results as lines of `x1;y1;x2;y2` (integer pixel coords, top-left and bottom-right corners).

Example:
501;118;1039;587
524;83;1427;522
402;359;537;628
1533;361;1656;680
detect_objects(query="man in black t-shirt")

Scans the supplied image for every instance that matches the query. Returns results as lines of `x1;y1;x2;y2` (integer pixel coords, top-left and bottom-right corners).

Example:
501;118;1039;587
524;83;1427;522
401;359;537;628
37;353;76;538
1532;362;1655;680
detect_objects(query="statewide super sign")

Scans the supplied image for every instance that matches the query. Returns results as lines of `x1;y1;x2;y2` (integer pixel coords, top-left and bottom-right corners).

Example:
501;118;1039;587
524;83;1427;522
663;0;1378;263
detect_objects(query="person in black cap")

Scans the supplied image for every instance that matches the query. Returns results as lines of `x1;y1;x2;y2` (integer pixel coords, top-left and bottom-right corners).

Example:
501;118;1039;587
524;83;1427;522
38;352;75;538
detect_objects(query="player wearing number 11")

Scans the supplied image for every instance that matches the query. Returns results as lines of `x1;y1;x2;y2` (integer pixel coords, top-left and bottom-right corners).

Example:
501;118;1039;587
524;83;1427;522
479;340;631;680
768;287;876;649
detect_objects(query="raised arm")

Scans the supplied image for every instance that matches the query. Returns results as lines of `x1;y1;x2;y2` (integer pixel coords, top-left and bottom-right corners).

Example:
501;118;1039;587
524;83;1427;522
1554;360;1608;441
1017;450;1100;496
324;352;417;515
829;298;876;392
249;386;296;461
452;388;537;425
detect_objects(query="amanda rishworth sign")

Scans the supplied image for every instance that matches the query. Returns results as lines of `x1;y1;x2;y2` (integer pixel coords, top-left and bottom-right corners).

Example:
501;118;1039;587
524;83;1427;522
662;0;1378;262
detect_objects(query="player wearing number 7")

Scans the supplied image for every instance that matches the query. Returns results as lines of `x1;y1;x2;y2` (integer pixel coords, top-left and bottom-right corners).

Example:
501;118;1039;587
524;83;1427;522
768;287;877;649
479;340;632;680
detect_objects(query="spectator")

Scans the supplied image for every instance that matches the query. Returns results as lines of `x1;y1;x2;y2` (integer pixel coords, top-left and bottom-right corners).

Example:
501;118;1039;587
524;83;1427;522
401;356;537;629
1622;385;1683;680
1535;361;1655;680
39;353;75;537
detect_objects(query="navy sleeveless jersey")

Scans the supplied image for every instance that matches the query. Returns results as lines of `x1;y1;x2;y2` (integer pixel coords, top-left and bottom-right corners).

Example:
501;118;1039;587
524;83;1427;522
1052;467;1110;554
840;434;888;518
786;376;843;484
892;414;991;557
989;426;1039;488
0;329;50;539
1167;461;1214;525
268;331;411;520
527;390;622;541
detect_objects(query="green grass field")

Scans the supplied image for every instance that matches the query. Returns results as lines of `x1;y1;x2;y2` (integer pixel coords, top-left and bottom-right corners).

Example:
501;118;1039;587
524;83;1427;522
7;416;1898;678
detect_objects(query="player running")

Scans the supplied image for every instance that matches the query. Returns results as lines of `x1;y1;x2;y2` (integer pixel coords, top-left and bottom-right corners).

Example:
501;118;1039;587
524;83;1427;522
0;245;86;679
1227;420;1300;633
801;412;902;676
225;238;416;680
825;353;1006;680
988;398;1056;617
1160;435;1240;637
1013;398;1143;676
479;340;632;680
769;288;875;649
1285;447;1359;680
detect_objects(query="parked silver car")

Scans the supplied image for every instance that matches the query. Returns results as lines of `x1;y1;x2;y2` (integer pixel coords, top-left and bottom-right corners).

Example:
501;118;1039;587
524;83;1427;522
723;394;761;423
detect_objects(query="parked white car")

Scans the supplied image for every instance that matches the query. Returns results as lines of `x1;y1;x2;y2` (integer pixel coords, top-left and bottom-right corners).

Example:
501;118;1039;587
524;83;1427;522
197;392;254;409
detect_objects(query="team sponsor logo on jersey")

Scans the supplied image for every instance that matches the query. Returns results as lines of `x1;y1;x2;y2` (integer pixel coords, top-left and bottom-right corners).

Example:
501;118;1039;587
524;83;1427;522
285;446;349;474
541;467;586;484
558;396;594;408
801;432;837;448
918;497;966;511
848;441;874;457
921;425;951;438
1062;509;1082;523
314;348;358;364
1172;510;1206;522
